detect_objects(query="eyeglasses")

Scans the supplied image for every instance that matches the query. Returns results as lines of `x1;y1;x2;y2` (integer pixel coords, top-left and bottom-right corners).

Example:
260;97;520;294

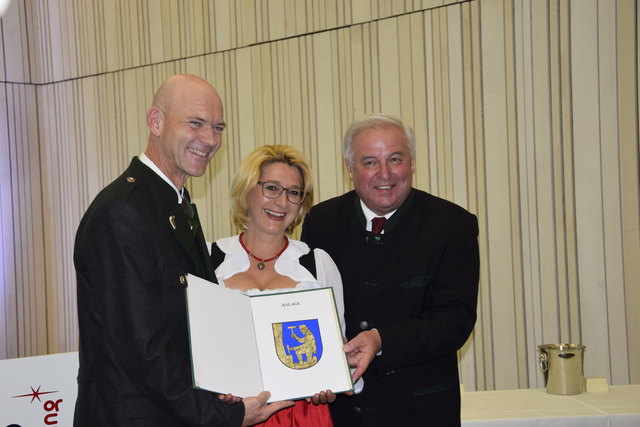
257;181;306;204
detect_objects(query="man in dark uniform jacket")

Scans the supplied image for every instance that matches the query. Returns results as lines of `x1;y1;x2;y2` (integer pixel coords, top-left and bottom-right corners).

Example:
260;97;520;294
301;114;479;426
74;74;292;426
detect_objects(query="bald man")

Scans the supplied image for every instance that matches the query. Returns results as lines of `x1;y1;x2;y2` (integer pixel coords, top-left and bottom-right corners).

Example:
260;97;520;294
74;74;292;426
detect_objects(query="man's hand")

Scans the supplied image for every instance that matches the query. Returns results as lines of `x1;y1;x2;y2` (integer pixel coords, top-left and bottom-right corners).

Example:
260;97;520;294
242;391;294;426
343;329;382;383
218;393;241;404
306;389;336;405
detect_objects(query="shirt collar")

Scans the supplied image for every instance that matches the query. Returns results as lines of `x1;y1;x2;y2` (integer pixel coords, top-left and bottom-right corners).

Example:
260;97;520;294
139;152;184;203
360;200;396;232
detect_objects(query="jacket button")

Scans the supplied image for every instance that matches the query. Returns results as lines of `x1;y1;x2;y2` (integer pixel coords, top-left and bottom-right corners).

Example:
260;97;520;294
359;320;369;330
179;275;187;285
354;406;361;413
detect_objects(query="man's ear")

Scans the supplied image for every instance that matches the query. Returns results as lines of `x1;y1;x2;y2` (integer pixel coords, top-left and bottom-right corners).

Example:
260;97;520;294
146;107;162;136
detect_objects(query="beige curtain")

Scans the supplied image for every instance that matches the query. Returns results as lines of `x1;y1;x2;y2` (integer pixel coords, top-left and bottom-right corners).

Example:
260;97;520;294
0;0;638;391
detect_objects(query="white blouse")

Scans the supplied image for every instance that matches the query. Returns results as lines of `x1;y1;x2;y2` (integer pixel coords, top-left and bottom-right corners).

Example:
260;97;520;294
212;235;346;335
210;235;363;394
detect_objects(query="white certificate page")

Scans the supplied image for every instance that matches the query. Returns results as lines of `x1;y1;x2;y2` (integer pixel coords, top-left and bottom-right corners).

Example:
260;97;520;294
185;275;353;402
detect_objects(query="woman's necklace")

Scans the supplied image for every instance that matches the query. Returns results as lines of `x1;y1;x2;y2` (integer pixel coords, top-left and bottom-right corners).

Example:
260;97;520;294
239;232;289;270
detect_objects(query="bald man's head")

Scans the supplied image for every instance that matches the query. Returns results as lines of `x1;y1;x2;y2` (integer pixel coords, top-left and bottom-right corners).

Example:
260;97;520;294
145;74;225;188
152;74;216;111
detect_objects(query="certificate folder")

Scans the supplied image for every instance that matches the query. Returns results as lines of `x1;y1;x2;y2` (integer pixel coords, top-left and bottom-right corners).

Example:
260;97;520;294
185;274;354;402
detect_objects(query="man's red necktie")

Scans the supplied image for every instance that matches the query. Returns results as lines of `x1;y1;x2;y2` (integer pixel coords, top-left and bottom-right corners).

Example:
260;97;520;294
371;217;387;234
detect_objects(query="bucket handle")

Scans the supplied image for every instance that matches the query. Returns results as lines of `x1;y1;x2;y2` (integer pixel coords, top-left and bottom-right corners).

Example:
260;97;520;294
538;351;548;373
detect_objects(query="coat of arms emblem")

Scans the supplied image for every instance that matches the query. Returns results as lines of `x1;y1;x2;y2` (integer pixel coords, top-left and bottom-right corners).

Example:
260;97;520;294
272;319;322;369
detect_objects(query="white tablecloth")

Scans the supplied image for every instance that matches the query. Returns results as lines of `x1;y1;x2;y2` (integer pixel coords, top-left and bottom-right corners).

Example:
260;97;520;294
2;353;639;427
461;385;640;427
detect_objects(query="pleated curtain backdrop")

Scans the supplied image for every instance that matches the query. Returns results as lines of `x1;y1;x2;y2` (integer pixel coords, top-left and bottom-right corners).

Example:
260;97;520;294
0;0;638;392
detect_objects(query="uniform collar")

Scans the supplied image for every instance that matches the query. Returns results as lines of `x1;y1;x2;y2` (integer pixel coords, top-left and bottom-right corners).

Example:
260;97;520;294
139;152;184;203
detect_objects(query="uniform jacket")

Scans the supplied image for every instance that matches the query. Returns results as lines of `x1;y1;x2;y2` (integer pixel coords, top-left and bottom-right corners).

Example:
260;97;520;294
73;157;244;426
301;189;479;427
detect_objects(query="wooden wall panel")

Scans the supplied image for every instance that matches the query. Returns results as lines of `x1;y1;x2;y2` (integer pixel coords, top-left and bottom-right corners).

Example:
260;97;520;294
0;83;12;358
571;0;612;385
557;0;581;352
312;32;345;203
0;0;638;391
378;18;402;116
458;1;481;392
467;0;492;391
479;0;520;390
408;12;429;192
618;0;640;383
2;1;29;82
597;0;629;385
3;84;47;357
2;0;463;84
446;5;469;209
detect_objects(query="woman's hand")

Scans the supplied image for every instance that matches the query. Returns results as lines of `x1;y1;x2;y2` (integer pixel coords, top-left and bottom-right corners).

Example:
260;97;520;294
306;389;336;405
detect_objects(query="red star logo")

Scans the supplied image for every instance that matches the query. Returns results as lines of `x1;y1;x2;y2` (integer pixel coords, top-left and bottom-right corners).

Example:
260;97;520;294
12;385;58;403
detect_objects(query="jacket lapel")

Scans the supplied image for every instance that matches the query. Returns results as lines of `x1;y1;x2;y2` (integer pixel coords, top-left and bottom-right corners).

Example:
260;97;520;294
130;158;208;278
167;204;205;272
191;203;215;281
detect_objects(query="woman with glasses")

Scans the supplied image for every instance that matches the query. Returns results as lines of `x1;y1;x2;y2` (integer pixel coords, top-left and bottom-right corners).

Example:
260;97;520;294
209;144;344;426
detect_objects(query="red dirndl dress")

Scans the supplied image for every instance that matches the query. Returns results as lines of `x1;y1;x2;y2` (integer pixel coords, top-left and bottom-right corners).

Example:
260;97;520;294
253;400;333;427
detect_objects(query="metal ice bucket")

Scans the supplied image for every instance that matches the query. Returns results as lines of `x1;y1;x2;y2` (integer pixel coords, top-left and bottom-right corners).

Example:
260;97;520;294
537;343;586;395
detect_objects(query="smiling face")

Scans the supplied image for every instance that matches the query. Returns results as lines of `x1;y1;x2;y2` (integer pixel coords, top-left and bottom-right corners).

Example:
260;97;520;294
145;75;225;188
246;162;304;237
347;125;415;216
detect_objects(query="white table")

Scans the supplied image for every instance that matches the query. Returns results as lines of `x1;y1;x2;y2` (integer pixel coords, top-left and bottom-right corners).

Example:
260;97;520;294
461;385;640;426
2;353;639;427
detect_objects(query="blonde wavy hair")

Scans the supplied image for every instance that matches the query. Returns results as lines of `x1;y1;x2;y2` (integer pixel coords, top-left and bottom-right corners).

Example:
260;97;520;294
230;145;314;235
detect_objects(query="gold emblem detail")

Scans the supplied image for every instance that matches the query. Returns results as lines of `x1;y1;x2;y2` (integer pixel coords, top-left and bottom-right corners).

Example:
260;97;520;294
169;215;177;229
126;176;136;183
273;322;320;369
